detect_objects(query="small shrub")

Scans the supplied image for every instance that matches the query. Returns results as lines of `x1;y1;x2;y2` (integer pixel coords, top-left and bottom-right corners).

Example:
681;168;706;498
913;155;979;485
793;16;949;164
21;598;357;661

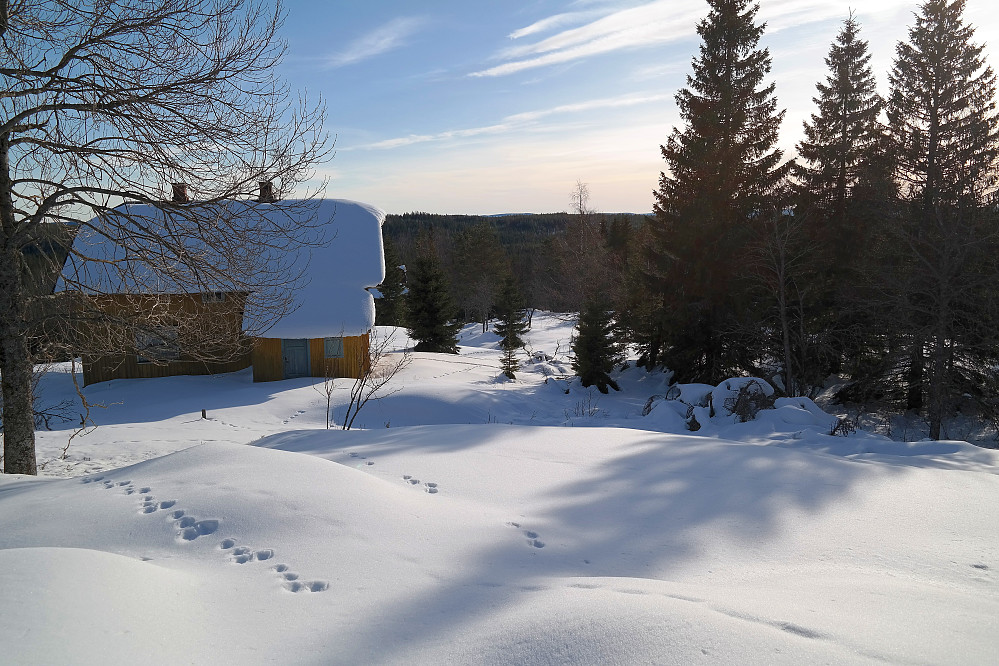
829;415;858;437
724;379;775;422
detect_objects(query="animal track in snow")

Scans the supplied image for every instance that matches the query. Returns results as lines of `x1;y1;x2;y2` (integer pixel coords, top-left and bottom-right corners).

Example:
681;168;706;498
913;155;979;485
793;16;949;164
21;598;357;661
269;562;327;592
281;409;307;425
214;541;326;592
85;476;326;593
284;580;330;593
507;521;545;548
84;475;144;498
349;452;375;466
401;475;439;493
225;545;276;564
180;519;219;541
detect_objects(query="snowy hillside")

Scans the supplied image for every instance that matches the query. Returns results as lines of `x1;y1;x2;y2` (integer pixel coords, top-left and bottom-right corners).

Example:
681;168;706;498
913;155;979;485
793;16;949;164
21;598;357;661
2;315;997;664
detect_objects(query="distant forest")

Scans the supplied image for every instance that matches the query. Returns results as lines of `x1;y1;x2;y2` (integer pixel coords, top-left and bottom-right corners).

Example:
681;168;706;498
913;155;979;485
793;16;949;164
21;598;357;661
381;211;647;313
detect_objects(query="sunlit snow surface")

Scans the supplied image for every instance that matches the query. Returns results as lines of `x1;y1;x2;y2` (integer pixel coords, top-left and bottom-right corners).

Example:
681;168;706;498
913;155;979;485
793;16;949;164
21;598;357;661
4;315;998;665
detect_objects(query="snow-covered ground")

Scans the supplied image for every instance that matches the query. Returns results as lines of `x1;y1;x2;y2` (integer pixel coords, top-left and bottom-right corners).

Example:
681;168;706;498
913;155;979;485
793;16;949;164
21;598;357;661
2;314;997;664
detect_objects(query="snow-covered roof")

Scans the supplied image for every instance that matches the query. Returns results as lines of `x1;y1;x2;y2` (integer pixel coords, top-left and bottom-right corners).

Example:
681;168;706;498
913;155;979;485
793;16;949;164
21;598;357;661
60;198;386;338
264;199;385;338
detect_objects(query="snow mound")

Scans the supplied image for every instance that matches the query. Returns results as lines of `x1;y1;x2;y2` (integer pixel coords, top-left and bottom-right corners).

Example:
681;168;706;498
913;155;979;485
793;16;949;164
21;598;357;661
643;377;840;437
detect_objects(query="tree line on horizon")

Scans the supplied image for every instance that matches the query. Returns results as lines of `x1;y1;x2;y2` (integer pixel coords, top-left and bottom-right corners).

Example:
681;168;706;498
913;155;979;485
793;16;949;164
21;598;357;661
380;0;999;440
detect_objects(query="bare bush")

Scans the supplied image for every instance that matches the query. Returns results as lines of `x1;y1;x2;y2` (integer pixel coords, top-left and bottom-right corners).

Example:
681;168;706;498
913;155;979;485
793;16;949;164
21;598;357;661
723;379;776;423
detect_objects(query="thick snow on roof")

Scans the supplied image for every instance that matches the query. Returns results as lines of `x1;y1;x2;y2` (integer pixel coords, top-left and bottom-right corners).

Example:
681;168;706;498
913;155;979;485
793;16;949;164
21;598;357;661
61;198;386;338
264;199;385;338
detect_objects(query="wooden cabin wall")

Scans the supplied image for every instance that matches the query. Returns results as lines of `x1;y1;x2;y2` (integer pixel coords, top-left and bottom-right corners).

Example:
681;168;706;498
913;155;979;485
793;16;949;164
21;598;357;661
251;337;284;382
82;354;250;387
79;292;250;386
308;334;370;379
252;333;370;382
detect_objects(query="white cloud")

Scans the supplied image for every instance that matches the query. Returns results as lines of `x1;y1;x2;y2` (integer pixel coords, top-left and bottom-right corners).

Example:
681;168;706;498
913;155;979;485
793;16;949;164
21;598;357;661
323;17;425;69
473;1;702;78
508;11;598;40
474;0;919;79
348;92;670;151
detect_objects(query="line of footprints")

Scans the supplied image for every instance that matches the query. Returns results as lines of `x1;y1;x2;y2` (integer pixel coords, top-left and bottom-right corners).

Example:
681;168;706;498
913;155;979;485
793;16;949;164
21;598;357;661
351;452;540;551
347;451;439;494
82;475;328;593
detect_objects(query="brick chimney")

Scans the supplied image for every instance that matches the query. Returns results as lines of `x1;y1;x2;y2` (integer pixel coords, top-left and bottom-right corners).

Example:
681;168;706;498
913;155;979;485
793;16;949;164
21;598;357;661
171;182;189;203
257;180;276;203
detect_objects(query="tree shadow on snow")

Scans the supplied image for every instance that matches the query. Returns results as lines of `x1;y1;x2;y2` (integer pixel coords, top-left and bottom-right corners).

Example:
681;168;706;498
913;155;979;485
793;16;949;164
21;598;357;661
300;427;893;662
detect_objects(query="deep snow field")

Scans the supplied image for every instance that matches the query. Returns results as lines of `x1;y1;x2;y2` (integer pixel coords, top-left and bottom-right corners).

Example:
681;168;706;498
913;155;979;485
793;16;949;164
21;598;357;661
2;314;997;665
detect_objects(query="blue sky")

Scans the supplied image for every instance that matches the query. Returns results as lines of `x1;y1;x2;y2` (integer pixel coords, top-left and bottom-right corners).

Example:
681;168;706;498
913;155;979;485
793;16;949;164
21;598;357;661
278;1;999;214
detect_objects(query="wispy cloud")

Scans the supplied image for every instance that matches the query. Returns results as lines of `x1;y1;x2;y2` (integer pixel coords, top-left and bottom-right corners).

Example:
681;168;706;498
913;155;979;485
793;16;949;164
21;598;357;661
508;11;599;40
349;92;670;150
475;0;912;79
473;1;702;78
323;17;425;69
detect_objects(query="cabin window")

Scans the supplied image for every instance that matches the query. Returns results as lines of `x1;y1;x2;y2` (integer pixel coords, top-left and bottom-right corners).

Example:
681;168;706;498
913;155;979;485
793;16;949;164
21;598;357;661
136;326;180;363
201;291;227;303
324;336;344;359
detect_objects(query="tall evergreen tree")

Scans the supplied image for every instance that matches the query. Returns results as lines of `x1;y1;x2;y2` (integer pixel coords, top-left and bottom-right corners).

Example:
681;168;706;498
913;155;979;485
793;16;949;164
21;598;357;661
796;12;884;246
645;0;789;384
882;0;999;437
788;14;890;390
406;239;461;354
888;0;998;211
375;235;407;327
572;300;622;394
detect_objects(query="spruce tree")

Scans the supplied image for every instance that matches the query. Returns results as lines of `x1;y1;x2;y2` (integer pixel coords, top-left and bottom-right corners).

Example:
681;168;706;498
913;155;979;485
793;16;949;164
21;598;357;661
796;12;884;245
375;235;407;327
406;243;461;354
647;0;788;384
494;275;529;379
790;14;889;389
888;0;998;210
881;0;999;436
572;300;622;394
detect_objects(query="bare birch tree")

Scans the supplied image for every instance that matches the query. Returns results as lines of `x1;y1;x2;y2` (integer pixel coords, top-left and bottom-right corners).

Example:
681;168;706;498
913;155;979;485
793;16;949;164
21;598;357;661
1;0;330;474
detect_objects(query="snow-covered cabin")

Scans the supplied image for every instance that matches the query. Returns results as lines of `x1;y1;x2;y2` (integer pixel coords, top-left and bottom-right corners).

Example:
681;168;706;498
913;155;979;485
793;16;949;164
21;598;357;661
60;194;385;386
250;199;386;382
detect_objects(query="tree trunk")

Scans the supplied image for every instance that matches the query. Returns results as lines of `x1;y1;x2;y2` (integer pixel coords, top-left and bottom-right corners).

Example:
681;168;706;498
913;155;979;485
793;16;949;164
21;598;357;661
927;332;946;441
0;133;38;474
906;338;924;413
776;249;794;396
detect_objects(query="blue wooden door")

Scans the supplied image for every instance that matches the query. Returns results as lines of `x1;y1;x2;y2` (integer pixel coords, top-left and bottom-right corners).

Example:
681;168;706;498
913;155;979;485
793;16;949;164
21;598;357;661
281;339;310;378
